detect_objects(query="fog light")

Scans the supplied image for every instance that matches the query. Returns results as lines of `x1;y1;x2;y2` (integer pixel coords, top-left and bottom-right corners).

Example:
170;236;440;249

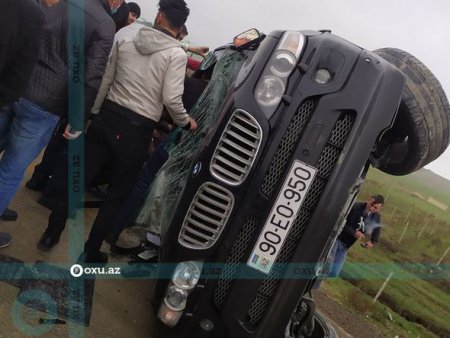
255;76;285;108
157;302;183;328
314;68;332;84
164;285;188;311
199;319;215;332
172;261;202;290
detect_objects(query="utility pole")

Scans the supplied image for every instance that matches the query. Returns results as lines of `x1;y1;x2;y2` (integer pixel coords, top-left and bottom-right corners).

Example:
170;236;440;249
436;244;450;267
389;206;397;221
429;219;439;236
417;218;431;239
398;220;410;243
373;271;394;303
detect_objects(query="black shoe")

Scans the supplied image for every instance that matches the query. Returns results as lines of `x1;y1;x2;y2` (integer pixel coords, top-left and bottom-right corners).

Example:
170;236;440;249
0;231;12;248
37;233;60;252
25;174;49;192
0;208;18;221
78;250;108;264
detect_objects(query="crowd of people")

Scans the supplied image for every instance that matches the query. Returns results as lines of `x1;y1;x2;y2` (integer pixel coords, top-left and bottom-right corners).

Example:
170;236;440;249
0;0;209;264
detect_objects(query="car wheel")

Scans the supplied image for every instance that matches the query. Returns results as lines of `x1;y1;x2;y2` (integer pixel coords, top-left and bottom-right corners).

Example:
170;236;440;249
372;48;450;175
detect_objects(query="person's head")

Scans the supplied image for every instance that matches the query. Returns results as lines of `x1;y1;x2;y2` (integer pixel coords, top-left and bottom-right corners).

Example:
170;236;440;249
366;194;384;213
154;0;190;36
176;25;188;41
127;2;141;25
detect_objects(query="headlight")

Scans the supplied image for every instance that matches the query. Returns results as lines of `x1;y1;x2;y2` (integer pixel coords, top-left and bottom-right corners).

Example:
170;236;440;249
254;31;306;118
164;285;188;311
255;76;285;108
270;51;297;78
172;261;202;290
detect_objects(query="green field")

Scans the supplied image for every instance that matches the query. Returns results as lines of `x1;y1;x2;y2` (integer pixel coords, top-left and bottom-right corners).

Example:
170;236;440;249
323;168;450;337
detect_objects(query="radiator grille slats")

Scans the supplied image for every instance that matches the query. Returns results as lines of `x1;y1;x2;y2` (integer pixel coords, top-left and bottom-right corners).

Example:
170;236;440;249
179;183;234;249
211;110;262;186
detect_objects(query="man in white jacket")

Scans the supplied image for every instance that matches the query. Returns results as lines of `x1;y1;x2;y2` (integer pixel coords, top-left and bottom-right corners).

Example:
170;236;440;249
39;0;197;263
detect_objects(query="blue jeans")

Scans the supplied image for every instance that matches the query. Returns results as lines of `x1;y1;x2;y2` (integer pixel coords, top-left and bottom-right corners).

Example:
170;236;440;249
328;239;349;277
0;99;59;214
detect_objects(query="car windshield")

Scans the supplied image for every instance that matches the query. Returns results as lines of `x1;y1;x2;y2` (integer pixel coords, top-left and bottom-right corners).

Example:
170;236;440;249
135;48;247;237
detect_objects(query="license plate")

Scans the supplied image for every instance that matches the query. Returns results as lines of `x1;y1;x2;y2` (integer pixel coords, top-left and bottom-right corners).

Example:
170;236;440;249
248;160;317;274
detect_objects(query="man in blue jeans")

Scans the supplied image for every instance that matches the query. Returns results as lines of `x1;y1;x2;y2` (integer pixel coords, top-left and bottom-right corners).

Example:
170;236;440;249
0;0;45;247
315;194;384;287
0;0;117;248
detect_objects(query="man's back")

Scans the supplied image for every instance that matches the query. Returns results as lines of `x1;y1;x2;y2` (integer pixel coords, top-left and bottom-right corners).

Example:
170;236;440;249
24;0;115;116
0;0;45;105
93;23;189;126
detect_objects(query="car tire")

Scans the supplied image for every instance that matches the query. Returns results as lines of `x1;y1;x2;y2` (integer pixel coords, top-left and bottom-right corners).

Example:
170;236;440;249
372;48;450;175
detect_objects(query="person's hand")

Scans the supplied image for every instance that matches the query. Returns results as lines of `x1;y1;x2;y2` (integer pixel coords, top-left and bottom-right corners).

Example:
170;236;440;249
364;241;374;249
188;45;209;58
188;117;198;131
354;230;365;240
63;124;82;140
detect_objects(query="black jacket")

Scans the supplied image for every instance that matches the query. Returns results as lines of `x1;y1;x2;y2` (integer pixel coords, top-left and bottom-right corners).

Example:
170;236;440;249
337;202;382;248
23;0;115;118
0;0;45;106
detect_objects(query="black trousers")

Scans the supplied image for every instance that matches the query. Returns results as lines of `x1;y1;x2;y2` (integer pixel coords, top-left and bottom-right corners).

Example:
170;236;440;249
44;104;154;252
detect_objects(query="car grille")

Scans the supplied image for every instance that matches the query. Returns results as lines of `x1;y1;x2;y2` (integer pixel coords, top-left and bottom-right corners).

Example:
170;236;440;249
213;216;259;309
246;112;355;326
211;95;355;318
210;109;263;186
260;99;317;196
178;182;234;249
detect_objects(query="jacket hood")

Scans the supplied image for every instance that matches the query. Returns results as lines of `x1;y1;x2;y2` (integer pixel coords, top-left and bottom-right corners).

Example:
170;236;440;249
133;26;182;55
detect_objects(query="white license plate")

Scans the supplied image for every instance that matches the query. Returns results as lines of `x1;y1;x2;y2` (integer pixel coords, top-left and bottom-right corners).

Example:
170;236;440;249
247;160;317;274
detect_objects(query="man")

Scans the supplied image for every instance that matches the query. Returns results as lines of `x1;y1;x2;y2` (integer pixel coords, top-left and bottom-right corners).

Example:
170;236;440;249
328;194;385;278
0;0;45;247
39;0;197;263
109;0;130;31
0;0;117;247
127;2;141;25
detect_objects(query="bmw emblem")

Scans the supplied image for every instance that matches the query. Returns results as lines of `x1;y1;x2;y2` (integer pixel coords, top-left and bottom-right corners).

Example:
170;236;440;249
193;162;202;176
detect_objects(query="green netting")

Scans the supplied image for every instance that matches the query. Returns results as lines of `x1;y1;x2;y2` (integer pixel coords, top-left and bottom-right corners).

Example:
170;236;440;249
135;49;247;237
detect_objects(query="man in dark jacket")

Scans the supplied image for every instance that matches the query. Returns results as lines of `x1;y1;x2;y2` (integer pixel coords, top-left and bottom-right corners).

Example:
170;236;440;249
0;0;117;235
328;194;385;277
0;0;45;107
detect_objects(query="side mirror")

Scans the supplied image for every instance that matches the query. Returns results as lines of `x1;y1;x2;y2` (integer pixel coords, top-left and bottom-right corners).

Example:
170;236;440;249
233;28;261;48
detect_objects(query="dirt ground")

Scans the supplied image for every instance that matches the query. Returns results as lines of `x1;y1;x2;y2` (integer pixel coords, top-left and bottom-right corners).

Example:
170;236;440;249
314;290;387;338
0;162;386;338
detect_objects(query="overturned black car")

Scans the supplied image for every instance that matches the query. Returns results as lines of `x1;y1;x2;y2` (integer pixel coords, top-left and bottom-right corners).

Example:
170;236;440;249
138;29;450;338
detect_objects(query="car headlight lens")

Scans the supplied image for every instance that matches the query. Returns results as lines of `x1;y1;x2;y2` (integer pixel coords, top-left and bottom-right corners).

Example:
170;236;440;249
254;31;305;118
172;261;203;290
270;51;297;78
255;76;285;108
164;285;188;311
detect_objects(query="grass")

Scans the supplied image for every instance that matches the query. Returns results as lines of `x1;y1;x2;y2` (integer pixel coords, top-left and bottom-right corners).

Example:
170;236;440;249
323;167;450;337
